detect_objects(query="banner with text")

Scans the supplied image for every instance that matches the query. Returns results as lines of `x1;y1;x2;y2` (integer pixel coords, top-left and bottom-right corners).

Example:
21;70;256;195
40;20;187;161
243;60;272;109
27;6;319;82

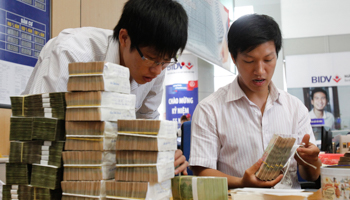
0;0;50;106
175;0;231;71
165;54;198;128
286;52;350;130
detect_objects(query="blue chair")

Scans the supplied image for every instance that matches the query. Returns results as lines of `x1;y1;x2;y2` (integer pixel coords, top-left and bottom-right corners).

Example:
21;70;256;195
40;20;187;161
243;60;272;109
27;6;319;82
297;166;320;189
180;121;193;175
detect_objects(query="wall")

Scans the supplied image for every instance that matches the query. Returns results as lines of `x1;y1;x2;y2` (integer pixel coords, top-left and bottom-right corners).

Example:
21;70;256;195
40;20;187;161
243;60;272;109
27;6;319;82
281;0;350;39
0;109;11;156
198;58;215;101
51;0;127;38
234;0;285;90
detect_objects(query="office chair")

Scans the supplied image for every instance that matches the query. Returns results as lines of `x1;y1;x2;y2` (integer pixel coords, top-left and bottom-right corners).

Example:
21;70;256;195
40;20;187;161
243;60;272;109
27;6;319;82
180;121;193;175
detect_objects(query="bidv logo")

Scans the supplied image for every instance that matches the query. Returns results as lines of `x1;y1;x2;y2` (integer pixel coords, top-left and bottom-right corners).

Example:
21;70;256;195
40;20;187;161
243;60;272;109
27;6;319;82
311;75;341;83
167;62;194;71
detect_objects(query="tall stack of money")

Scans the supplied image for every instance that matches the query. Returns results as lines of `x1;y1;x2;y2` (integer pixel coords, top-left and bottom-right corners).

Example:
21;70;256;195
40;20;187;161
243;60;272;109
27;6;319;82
62;62;136;200
255;134;296;181
4;92;67;200
104;119;177;200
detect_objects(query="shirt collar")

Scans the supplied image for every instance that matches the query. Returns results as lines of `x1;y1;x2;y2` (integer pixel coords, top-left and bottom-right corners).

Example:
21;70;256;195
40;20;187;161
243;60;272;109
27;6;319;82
105;38;120;64
226;77;282;105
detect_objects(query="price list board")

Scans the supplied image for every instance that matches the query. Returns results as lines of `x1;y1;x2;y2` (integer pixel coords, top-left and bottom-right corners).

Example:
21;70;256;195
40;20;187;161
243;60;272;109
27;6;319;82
0;0;50;66
0;0;50;106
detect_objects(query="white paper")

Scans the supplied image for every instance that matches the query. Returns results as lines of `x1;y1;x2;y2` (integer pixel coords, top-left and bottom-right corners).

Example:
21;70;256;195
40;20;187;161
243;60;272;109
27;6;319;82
157;137;177;151
41;155;49;161
157;120;177;138
100;92;135;109
40;160;48;165
145;180;172;200
42;98;50;103
156;151;175;163
230;188;313;197
43;141;52;146
103;63;129;79
0;60;33;105
41;150;49;155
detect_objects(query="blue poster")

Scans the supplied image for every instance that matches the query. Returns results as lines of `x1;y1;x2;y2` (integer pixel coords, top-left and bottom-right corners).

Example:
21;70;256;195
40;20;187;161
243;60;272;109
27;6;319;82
166;82;198;128
0;0;50;67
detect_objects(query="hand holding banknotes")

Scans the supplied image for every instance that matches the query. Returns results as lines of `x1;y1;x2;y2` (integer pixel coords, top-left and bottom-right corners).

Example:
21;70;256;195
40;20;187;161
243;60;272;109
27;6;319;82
174;149;188;175
240;159;283;188
295;134;321;181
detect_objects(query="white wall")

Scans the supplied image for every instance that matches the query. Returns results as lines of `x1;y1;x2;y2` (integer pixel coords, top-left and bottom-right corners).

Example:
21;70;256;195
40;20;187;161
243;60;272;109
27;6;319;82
198;58;215;101
281;0;350;39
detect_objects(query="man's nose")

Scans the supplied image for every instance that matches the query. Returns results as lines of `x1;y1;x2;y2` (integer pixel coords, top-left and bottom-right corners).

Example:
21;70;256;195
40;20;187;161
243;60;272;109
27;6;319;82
254;61;265;75
150;64;163;75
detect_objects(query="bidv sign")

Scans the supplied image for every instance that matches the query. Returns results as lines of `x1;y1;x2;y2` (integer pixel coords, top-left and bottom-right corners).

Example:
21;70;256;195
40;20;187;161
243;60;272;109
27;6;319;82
311;75;341;83
167;62;194;71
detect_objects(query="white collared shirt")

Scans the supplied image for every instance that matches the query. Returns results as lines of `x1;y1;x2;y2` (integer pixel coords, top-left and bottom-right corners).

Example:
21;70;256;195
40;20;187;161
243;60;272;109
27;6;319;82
309;109;335;129
22;27;164;119
189;77;316;189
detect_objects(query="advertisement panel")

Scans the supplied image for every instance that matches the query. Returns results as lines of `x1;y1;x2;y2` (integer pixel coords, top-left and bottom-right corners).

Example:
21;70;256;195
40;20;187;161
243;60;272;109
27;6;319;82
165;54;198;128
286;52;350;130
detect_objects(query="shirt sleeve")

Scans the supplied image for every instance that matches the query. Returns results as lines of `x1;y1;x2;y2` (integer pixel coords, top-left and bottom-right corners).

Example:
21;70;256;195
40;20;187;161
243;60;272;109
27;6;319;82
22;37;79;94
189;102;220;170
297;101;316;145
135;70;165;119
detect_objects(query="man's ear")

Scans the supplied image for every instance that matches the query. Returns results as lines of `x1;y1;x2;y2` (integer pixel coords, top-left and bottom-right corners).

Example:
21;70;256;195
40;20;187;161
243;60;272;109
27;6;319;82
119;29;129;48
311;100;314;106
230;54;236;65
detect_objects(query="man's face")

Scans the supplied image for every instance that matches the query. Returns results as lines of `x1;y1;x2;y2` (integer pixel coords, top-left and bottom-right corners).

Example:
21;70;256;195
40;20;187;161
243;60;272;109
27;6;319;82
233;41;277;95
119;29;170;84
123;46;170;84
311;92;327;111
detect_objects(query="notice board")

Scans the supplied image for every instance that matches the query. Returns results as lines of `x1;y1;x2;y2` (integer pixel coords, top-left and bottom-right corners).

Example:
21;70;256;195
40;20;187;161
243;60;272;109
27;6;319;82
0;0;50;107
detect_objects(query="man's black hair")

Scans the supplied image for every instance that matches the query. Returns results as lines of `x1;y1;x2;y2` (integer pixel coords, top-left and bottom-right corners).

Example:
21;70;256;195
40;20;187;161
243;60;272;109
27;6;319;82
227;14;282;60
311;88;329;101
114;0;188;59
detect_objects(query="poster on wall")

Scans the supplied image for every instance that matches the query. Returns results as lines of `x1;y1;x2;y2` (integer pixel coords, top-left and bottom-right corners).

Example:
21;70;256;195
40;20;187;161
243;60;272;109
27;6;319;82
0;0;50;106
165;54;198;128
175;0;231;71
286;52;350;131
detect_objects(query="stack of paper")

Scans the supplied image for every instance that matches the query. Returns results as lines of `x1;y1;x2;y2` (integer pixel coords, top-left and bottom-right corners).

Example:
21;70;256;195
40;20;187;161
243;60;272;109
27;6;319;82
62;62;134;199
172;176;228;200
7;92;67;199
230;188;313;200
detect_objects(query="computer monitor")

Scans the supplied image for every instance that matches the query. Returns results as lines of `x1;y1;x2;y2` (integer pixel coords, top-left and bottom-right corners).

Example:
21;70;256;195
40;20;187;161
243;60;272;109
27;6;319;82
312;126;333;152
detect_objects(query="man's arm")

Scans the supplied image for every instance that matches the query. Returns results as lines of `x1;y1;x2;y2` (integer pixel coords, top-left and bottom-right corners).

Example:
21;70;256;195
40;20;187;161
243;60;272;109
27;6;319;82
135;70;165;119
295;103;321;181
192;160;283;189
296;134;322;181
189;102;282;189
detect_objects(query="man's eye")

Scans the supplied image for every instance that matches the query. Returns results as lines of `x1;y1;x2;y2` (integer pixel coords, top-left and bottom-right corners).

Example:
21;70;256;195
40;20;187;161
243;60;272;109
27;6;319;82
265;59;273;62
243;60;253;63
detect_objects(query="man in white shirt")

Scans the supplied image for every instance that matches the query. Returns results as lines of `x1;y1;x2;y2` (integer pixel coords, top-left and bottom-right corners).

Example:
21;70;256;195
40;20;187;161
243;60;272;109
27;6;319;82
22;0;189;174
189;14;321;188
309;88;335;128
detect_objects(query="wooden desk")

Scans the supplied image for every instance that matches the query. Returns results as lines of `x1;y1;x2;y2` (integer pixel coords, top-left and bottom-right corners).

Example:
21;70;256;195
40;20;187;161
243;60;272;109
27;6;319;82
308;189;322;200
228;189;322;200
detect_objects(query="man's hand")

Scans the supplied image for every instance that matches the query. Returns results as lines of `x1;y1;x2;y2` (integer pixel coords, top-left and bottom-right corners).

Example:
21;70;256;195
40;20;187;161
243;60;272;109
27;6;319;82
295;134;320;168
174;149;188;175
295;134;321;181
240;159;283;188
